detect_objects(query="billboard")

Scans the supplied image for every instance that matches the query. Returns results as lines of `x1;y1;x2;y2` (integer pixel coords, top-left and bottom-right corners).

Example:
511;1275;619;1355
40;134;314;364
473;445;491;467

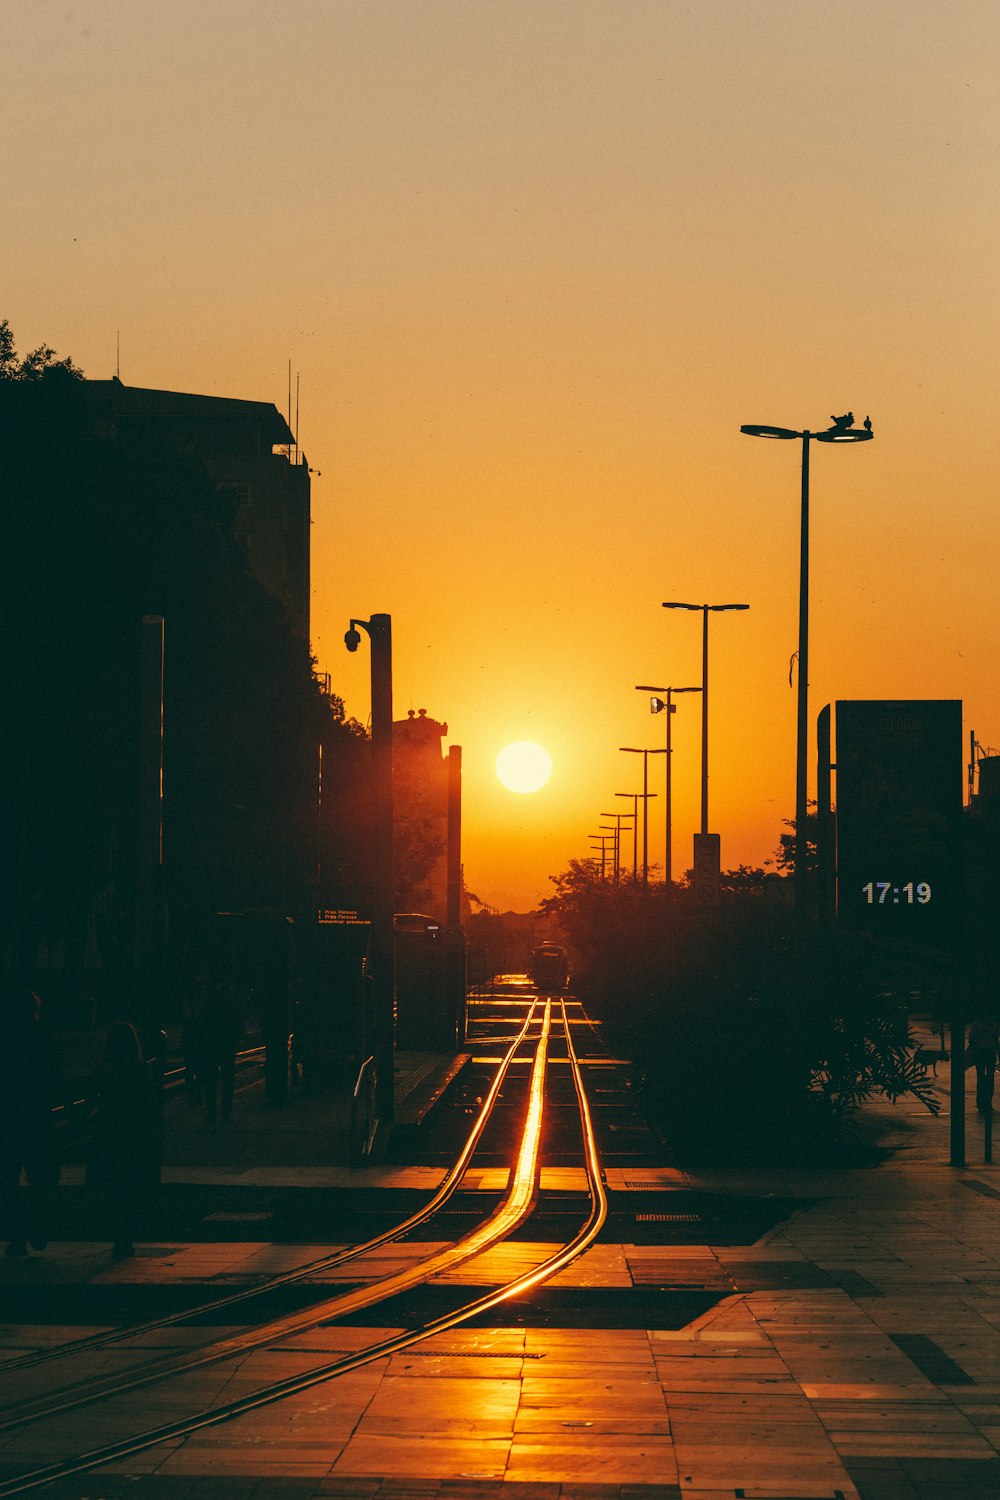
833;700;962;951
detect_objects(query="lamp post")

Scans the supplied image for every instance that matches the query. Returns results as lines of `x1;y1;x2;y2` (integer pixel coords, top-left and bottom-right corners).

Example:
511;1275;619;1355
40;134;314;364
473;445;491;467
661;603;749;836
601;812;633;884
616;790;657;880
741;414;872;921
618;748;667;885
589;833;613;881
598;826;619;882
345;612;395;1125
634;684;700;886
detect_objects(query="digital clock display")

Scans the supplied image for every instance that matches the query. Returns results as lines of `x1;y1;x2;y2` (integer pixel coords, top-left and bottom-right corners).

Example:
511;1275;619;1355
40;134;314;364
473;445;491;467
862;881;931;905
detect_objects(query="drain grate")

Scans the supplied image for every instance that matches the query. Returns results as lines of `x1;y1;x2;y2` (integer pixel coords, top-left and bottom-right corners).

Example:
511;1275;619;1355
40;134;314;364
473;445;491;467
204;1211;274;1222
408;1348;544;1359
735;1492;845;1500
635;1212;701;1223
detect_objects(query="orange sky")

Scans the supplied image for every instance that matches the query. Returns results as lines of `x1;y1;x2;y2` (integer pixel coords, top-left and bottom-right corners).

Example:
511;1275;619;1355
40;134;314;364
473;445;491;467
8;1;999;910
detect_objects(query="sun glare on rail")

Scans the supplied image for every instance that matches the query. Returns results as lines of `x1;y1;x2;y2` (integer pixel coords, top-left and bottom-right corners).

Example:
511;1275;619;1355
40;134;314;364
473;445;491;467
496;741;552;794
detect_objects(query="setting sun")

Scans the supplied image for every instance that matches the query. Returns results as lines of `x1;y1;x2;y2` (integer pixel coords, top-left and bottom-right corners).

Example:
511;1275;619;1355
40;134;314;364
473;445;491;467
496;741;553;795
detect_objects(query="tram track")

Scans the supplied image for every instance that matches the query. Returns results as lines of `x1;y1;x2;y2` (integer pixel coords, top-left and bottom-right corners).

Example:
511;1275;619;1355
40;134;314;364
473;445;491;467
0;1000;544;1381
0;998;607;1497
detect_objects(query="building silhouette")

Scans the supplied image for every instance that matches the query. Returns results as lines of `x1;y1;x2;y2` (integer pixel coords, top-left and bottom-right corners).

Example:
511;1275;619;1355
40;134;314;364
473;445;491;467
1;371;322;1017
393;710;452;921
82;379;310;640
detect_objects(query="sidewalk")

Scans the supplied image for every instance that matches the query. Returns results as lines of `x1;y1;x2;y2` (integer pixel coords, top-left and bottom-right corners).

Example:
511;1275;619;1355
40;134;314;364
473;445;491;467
1;1046;998;1498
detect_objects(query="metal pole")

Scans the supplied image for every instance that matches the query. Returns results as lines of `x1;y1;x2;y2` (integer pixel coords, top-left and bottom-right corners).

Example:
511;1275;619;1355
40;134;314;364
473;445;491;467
665;693;673;885
631;798;638;879
369;613;395;1125
950;1000;966;1168
642;755;649;884
700;607;709;834
615;793;640;879
795;434;811;925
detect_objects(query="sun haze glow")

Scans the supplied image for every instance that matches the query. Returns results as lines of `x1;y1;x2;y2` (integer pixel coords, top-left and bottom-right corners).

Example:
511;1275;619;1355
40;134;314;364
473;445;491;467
7;3;996;910
496;741;553;795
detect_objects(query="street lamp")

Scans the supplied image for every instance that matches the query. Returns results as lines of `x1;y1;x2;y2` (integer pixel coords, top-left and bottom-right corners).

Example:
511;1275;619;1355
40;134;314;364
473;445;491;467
344;612;395;1124
598;826;619;882
588;833;613;881
635;684;700;887
617;786;656;876
618;748;667;885
741;413;872;921
601;812;633;884
616;790;657;880
661;603;749;836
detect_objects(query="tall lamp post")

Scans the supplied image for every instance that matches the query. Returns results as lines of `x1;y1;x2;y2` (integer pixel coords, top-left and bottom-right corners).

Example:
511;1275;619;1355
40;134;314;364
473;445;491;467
598;825;619;883
345;612;395;1125
601;812;633;884
589;833;613;881
741;414;872;921
616;790;657;880
661;603;749;836
618;748;667;885
635;683;700;886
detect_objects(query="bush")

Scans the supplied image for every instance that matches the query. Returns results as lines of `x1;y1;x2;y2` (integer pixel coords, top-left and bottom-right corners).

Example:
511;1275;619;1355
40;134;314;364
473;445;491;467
543;865;941;1163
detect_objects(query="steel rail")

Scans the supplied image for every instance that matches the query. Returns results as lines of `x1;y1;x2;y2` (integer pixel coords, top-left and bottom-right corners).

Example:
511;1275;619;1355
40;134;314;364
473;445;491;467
0;1004;552;1440
0;1002;543;1380
0;1000;606;1499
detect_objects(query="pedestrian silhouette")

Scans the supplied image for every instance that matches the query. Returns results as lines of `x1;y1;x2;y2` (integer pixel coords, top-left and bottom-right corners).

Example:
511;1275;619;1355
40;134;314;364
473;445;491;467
198;981;243;1122
967;1015;999;1114
88;1021;162;1260
0;985;61;1257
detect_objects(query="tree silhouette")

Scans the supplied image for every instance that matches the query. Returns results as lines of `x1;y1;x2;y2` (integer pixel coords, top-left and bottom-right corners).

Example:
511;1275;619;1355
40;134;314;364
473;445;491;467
0;319;83;382
770;803;819;876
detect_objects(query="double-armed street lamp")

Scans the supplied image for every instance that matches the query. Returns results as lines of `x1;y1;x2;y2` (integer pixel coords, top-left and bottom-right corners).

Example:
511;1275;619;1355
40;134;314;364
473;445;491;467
598;824;619;883
634;683;700;887
741;414;873;921
589;832;614;881
661;603;749;840
616;789;657;880
618;747;667;885
600;811;634;884
345;612;395;1124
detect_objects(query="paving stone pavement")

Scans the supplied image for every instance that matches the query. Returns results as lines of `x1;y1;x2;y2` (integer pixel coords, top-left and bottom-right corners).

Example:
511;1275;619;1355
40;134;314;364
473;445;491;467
1;1046;999;1499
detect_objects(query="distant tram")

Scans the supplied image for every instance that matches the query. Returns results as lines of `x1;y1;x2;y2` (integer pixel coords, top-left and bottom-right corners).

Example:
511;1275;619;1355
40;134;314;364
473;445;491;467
528;942;568;993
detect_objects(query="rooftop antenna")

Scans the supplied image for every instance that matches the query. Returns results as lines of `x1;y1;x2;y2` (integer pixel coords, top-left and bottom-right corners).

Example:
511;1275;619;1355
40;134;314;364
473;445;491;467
287;358;292;458
115;330;120;380
295;371;300;465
